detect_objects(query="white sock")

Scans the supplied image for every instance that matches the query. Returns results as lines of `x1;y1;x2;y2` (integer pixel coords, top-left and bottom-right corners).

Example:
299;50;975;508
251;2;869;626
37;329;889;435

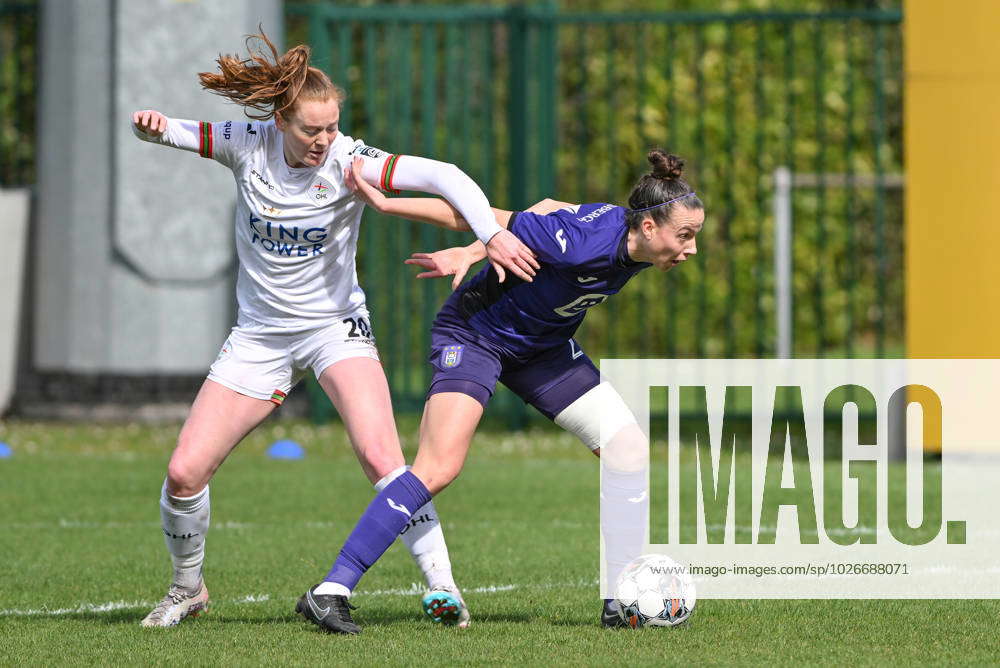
159;480;210;590
601;467;648;599
375;466;457;590
314;581;352;597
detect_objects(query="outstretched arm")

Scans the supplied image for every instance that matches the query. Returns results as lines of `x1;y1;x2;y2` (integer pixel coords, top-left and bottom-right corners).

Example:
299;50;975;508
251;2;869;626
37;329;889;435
131;110;211;155
349;157;539;283
131;110;251;167
348;159;573;227
401;196;581;290
346;158;510;232
405;243;486;291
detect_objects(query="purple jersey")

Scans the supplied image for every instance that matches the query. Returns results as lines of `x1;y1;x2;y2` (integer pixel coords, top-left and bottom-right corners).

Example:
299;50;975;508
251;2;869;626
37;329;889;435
435;203;650;359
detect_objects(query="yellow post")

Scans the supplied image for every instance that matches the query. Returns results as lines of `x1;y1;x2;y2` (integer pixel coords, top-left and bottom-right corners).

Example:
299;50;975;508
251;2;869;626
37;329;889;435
906;0;1000;358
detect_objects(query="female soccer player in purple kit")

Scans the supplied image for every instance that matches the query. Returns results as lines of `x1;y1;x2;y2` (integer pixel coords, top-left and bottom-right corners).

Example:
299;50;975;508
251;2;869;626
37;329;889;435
296;150;704;633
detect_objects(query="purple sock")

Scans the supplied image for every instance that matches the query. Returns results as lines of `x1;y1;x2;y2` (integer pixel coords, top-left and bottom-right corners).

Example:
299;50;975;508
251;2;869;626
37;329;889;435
324;470;432;590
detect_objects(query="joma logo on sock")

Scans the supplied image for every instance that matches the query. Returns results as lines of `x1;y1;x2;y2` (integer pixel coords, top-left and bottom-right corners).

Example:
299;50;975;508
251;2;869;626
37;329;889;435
386;498;411;517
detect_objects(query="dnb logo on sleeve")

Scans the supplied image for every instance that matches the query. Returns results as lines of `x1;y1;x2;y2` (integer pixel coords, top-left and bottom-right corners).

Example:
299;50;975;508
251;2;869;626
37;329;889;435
350;144;387;160
442;345;463;368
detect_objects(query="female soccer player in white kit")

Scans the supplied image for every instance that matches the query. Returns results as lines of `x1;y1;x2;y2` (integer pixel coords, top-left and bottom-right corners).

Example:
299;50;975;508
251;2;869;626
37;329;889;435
130;32;538;628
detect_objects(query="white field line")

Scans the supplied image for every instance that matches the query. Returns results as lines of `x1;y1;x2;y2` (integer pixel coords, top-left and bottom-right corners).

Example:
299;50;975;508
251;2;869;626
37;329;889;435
14;520;1000;540
6;571;998;616
0;581;586;618
1;599;154;617
1;520;320;530
3;520;566;530
0;520;883;534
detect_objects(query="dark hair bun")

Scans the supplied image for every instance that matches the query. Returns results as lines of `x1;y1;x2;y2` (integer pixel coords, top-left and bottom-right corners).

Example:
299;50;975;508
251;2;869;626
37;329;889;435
648;149;684;180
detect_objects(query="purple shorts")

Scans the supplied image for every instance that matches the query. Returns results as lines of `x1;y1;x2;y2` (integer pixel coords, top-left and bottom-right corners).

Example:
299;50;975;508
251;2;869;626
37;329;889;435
427;324;599;420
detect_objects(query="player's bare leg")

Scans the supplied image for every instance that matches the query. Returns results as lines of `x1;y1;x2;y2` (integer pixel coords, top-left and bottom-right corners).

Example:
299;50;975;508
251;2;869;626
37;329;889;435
312;359;472;627
142;380;275;627
410;393;484;625
410;392;483;495
317;357;405;484
298;391;483;634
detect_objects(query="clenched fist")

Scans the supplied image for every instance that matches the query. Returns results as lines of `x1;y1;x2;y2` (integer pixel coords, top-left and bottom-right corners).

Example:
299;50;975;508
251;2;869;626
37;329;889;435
132;110;168;138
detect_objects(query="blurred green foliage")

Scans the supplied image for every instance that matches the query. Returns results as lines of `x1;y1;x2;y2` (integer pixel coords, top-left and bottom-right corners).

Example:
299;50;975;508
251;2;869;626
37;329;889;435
0;2;37;186
287;4;903;386
2;3;904;421
291;0;898;10
548;13;905;360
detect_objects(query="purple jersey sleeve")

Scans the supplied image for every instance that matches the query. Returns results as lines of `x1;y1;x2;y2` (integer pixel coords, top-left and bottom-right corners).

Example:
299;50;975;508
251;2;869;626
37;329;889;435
510;203;619;269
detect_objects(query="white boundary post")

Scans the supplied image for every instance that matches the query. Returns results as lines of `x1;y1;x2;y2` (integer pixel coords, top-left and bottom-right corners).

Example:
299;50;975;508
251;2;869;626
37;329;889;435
772;169;904;359
773;167;793;359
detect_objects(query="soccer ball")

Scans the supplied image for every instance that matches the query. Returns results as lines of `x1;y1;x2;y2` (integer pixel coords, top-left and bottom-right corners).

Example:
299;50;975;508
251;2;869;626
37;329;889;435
615;554;696;628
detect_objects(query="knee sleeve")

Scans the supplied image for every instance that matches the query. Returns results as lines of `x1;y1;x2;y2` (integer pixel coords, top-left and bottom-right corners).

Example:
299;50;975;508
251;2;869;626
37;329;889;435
553;382;641;453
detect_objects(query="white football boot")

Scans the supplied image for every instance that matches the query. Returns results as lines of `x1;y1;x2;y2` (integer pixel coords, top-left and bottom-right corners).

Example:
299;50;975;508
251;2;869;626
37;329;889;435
140;581;209;627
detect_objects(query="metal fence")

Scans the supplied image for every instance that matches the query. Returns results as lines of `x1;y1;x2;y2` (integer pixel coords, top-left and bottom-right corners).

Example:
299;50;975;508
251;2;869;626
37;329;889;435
287;5;904;421
0;3;37;186
0;5;904;422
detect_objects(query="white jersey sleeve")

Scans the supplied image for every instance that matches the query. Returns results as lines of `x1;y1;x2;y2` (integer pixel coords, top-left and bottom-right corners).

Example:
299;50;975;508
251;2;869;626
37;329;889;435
131;116;261;170
348;142;503;244
134;122;492;331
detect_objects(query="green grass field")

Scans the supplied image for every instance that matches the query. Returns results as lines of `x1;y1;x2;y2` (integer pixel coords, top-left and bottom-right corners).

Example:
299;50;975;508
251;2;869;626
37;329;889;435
2;418;998;665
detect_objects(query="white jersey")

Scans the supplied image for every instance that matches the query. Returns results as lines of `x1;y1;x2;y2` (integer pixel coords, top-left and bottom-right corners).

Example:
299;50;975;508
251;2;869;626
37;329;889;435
134;117;395;329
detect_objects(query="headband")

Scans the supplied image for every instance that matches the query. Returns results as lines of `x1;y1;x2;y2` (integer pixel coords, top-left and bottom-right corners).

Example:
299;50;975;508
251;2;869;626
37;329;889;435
629;191;697;213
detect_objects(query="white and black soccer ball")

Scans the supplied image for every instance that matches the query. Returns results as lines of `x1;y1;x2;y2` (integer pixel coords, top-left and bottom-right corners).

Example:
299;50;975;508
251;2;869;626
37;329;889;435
615;554;696;628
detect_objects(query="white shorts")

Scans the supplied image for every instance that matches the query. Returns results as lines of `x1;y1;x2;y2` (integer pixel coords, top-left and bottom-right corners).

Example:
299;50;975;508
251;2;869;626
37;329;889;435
207;311;380;405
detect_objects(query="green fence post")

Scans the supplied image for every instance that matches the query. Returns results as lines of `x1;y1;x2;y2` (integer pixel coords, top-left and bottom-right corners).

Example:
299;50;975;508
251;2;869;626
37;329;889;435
753;21;767;358
503;5;527;429
537;0;558;201
782;19;797;358
843;19;857;358
813;18;829;357
507;4;529;210
872;22;888;357
308;5;331;73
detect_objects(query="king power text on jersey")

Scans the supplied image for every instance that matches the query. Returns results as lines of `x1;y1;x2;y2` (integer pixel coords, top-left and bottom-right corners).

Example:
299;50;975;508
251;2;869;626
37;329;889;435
247;214;327;257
